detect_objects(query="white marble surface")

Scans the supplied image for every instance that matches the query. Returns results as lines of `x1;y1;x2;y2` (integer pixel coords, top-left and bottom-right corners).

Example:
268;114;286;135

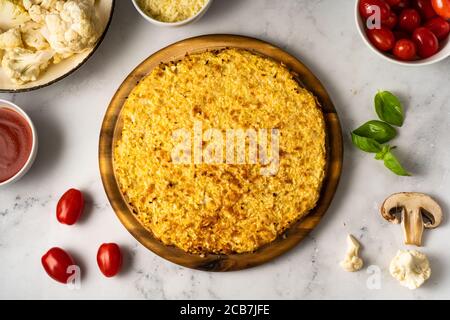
1;0;449;300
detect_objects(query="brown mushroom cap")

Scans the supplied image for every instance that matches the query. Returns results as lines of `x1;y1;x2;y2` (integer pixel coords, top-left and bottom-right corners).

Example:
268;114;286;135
381;192;443;229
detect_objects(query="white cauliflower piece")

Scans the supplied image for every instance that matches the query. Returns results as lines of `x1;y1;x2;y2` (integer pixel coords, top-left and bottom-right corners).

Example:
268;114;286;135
25;0;60;23
20;21;49;50
390;250;431;290
39;0;99;57
0;0;31;29
1;47;53;84
0;28;23;60
0;28;23;49
340;234;364;272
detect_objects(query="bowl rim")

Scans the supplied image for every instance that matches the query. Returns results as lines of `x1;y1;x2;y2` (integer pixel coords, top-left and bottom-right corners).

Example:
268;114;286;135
0;99;38;187
0;0;116;93
354;0;450;66
131;0;213;27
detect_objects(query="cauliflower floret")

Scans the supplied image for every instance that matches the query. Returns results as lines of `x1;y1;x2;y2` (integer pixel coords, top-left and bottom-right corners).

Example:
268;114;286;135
0;0;31;29
0;27;23;61
1;47;53;84
0;28;23;49
40;0;99;57
20;21;49;50
25;0;60;23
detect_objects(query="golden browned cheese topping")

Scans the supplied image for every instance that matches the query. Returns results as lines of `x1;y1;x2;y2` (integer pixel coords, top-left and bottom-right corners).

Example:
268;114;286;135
114;49;326;254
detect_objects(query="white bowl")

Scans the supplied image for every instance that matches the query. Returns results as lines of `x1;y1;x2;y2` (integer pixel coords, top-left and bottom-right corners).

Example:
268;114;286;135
132;0;214;27
354;0;450;66
0;99;38;187
0;0;115;93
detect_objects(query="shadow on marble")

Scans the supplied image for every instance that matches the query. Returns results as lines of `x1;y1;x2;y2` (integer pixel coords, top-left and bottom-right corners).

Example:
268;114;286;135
116;244;135;277
66;249;88;282
78;191;95;225
17;110;64;184
199;0;247;26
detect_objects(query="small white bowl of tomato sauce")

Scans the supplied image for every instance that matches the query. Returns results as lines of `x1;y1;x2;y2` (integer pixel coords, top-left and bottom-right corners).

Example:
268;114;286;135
0;99;38;187
355;0;450;66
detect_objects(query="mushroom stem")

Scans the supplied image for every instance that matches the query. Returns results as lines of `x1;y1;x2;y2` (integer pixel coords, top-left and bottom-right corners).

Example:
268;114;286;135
402;208;424;246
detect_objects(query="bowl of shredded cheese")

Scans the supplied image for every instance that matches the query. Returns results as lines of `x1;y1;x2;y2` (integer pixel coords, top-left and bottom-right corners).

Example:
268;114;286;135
132;0;213;27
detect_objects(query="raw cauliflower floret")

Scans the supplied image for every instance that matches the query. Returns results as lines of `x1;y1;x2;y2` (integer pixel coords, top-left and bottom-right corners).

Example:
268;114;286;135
0;28;24;60
20;21;49;50
0;0;31;29
39;0;99;57
1;47;53;84
0;28;23;49
24;0;61;23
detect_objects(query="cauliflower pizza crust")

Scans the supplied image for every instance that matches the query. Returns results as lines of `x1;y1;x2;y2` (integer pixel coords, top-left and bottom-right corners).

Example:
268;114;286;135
114;49;327;255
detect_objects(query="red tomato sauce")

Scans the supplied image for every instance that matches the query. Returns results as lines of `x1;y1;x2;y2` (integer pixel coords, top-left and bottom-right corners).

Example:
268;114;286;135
0;108;33;183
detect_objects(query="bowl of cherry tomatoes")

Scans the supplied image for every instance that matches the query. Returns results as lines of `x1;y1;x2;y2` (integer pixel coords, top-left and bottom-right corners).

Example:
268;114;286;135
355;0;450;65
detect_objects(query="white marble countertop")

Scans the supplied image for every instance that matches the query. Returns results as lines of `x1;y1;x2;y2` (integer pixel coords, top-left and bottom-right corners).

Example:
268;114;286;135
1;0;449;300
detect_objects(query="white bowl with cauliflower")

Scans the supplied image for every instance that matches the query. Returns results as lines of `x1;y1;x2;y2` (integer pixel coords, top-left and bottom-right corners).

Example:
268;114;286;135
0;0;115;92
132;0;213;27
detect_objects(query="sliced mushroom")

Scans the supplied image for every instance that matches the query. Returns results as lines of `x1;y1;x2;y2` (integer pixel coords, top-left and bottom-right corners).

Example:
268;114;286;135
381;192;443;246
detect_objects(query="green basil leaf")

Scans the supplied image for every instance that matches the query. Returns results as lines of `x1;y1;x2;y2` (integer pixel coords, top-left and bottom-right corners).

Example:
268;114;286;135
351;132;382;153
374;91;404;127
353;120;397;144
383;150;411;176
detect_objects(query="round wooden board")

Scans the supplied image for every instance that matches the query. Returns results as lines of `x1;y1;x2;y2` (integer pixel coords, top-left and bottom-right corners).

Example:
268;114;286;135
99;34;343;271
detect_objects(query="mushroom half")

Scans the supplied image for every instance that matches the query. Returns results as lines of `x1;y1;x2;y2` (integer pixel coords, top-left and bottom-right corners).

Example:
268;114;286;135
381;192;443;246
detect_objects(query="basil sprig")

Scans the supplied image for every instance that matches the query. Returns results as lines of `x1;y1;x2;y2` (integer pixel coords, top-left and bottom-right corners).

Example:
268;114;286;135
374;91;404;127
351;90;410;176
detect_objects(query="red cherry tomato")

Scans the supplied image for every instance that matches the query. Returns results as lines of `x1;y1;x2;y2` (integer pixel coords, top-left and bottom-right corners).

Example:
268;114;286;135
359;0;391;21
432;0;450;19
367;27;396;51
56;188;84;225
413;0;438;19
41;247;76;284
393;39;418;59
383;12;399;28
392;0;411;12
399;8;422;32
97;243;123;278
425;16;450;39
412;27;440;57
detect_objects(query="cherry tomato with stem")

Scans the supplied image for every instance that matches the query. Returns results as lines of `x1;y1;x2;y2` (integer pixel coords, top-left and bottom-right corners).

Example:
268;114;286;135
399;8;422;32
414;0;438;19
412;27;440;57
424;16;450;40
432;0;450;19
97;243;123;278
359;0;392;21
367;26;396;51
56;188;84;225
393;39;418;60
41;247;76;284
